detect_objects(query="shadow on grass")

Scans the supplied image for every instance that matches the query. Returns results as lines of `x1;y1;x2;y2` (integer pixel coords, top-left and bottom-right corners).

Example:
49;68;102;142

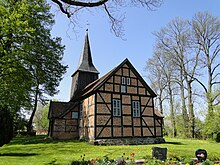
0;153;38;156
8;135;81;145
164;141;184;145
9;135;184;146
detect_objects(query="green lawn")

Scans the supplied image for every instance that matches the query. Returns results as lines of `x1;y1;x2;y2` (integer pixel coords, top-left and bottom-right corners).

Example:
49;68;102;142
0;136;219;165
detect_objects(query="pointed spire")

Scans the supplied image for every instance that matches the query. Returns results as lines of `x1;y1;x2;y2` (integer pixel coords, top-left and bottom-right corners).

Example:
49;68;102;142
77;31;99;74
70;30;99;99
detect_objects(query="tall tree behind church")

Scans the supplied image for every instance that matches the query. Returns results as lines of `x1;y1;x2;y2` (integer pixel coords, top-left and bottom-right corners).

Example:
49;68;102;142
0;0;67;136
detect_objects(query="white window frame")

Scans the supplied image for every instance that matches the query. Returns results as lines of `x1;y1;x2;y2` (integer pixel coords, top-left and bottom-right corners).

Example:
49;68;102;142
122;77;126;84
127;77;131;85
132;101;140;117
113;99;121;116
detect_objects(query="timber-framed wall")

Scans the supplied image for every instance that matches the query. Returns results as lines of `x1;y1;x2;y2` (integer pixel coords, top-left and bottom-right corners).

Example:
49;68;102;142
77;62;164;142
49;59;164;144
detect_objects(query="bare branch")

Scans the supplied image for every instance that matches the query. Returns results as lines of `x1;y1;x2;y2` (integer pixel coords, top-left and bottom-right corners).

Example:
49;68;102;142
103;3;125;37
51;0;109;18
51;0;71;18
58;0;108;7
131;0;162;10
211;63;220;76
51;0;162;37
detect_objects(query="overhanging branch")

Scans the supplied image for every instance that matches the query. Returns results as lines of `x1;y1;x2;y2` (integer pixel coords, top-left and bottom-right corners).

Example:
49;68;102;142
52;0;108;8
51;0;162;37
51;0;109;18
103;3;124;37
51;0;71;18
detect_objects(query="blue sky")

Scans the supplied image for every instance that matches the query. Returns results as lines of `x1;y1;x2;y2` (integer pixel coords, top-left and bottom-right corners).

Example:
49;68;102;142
50;0;220;102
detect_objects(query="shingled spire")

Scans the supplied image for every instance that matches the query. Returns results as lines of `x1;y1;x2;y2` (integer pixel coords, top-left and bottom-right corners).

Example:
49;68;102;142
77;31;99;73
70;31;99;99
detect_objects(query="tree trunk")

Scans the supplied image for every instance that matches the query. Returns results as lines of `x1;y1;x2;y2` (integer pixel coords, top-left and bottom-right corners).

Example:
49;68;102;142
158;88;164;114
179;69;189;137
27;87;39;135
168;82;177;137
207;60;214;114
187;81;195;138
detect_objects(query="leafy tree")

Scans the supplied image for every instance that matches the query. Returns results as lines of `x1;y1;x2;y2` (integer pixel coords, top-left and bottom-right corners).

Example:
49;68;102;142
0;0;34;110
34;103;50;132
14;114;28;133
202;91;220;140
0;0;67;140
50;0;162;37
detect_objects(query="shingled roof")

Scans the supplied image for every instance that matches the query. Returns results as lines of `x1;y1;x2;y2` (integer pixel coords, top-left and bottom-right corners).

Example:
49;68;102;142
71;58;157;102
50;59;157;120
72;31;99;76
48;101;79;119
48;101;68;118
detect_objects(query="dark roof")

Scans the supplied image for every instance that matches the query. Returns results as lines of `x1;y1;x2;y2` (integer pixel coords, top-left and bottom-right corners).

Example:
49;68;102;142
72;31;99;76
48;101;68;118
59;101;79;118
50;59;157;119
71;58;157;102
48;101;79;119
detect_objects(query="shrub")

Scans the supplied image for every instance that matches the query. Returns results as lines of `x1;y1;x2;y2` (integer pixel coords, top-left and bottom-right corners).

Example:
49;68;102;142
0;107;13;147
215;132;220;142
70;160;89;165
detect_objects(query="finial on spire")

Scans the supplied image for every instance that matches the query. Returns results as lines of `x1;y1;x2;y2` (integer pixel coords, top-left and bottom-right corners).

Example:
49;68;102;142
86;21;90;32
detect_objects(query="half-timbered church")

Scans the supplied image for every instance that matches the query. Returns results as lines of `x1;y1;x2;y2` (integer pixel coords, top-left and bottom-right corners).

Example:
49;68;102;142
48;31;164;145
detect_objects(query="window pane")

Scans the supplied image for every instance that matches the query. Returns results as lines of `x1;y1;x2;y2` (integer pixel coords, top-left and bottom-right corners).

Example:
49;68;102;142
113;99;121;116
122;77;126;84
127;78;131;85
72;112;78;119
121;85;126;93
132;101;140;117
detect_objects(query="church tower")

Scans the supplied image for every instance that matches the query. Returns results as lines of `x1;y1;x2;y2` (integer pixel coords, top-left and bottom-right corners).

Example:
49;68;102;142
70;31;99;99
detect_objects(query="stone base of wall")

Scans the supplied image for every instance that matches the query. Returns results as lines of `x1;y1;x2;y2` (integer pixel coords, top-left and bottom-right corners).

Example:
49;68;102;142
52;132;79;140
90;137;165;145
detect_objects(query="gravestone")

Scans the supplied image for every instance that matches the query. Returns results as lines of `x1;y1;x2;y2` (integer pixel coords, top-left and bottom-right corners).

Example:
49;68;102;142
152;147;167;161
195;149;207;162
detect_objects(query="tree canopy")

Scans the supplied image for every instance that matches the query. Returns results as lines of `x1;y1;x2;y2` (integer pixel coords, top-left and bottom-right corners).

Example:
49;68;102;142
0;0;67;143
